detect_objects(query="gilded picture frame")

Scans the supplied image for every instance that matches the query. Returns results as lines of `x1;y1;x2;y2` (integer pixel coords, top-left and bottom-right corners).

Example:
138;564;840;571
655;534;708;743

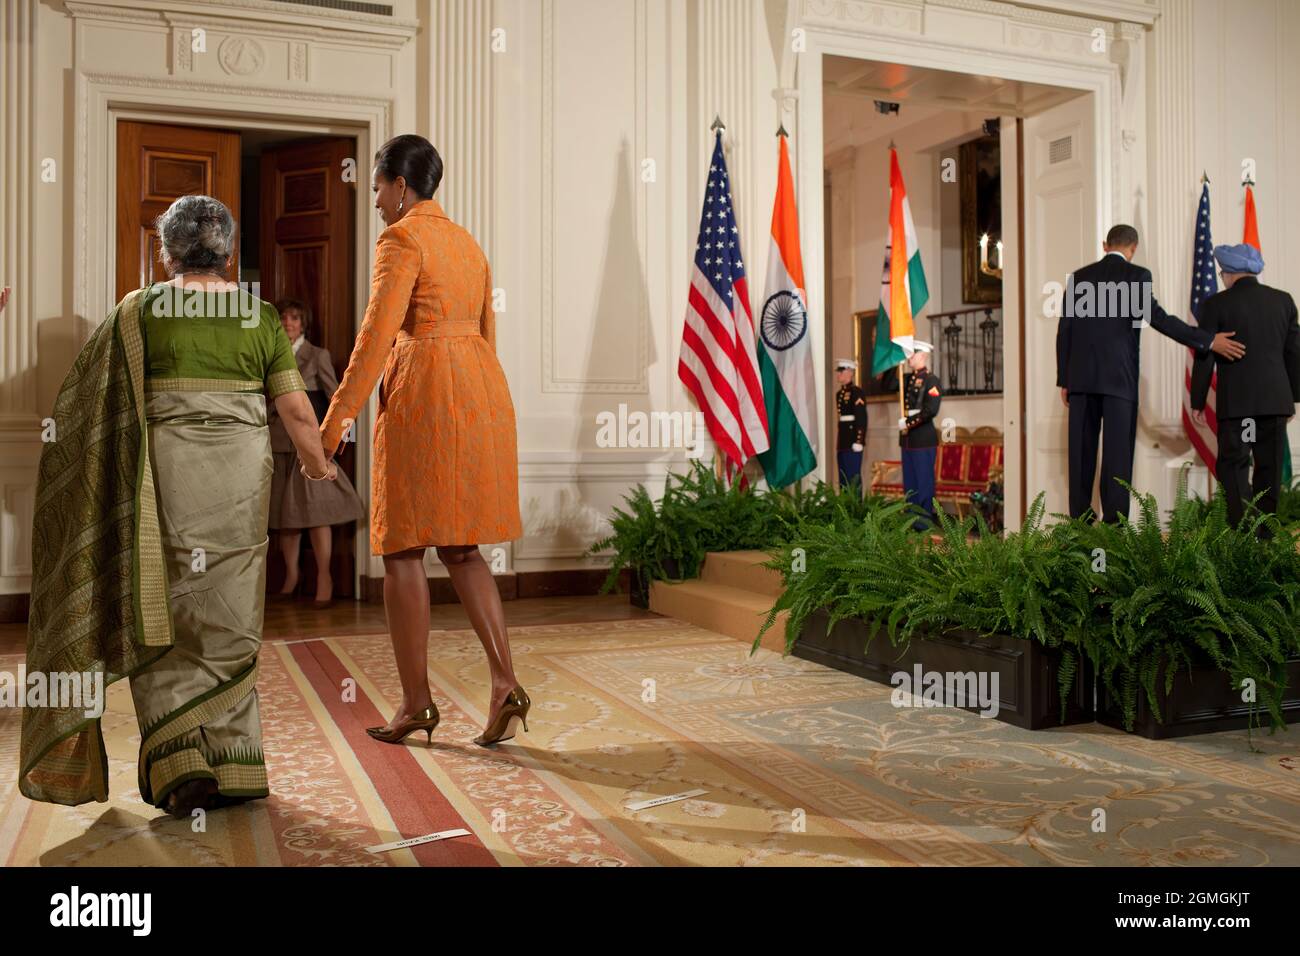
960;136;1003;305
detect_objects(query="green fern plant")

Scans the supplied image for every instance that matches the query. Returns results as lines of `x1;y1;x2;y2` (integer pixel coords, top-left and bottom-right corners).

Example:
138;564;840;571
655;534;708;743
1080;479;1300;731
903;494;1093;711
589;461;878;595
754;498;929;656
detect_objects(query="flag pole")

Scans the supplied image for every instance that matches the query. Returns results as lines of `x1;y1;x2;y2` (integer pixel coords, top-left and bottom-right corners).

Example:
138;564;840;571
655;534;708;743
889;140;902;427
898;360;906;423
1204;171;1211;501
710;113;729;486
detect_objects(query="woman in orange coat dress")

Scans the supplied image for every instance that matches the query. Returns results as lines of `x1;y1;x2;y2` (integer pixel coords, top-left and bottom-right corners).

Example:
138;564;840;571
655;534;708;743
321;134;528;747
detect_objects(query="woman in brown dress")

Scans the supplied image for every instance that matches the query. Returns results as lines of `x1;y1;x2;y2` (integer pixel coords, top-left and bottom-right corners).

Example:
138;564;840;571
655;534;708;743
267;298;365;606
320;134;528;746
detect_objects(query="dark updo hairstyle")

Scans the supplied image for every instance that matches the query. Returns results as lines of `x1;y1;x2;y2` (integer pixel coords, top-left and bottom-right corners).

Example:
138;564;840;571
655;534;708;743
374;134;443;200
276;297;312;336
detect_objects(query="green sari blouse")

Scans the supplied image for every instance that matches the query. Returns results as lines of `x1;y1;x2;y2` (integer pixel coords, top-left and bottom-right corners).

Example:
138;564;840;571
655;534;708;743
140;283;306;397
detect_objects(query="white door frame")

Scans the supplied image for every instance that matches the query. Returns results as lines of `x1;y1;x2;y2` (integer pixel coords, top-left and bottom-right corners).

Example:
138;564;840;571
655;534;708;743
74;72;396;589
794;23;1121;528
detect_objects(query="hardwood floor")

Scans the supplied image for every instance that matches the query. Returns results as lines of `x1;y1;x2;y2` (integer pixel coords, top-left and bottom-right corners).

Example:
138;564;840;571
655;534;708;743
0;594;654;655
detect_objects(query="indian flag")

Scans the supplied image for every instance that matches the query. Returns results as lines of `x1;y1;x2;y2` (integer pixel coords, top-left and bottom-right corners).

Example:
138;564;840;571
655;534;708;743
755;132;818;488
871;148;930;375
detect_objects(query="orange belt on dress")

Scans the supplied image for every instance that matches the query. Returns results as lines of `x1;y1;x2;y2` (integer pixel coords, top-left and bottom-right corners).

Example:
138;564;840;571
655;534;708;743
398;320;481;341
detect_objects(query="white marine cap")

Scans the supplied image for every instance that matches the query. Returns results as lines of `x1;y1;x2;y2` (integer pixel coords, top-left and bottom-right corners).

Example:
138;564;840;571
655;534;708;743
909;340;934;354
833;357;858;370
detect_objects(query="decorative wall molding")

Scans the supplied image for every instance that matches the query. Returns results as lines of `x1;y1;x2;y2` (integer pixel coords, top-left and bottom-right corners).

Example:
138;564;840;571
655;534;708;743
1;0;39;427
218;35;267;76
0;439;40;592
72;70;395;323
291;40;308;82
1;479;36;580
539;0;651;395
1146;0;1195;433
172;24;194;73
931;0;1153;30
64;0;418;49
800;0;1129;61
428;0;495;257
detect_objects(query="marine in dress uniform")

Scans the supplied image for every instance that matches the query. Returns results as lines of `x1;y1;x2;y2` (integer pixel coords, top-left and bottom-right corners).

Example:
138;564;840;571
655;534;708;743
897;341;941;525
834;358;868;492
1190;243;1300;532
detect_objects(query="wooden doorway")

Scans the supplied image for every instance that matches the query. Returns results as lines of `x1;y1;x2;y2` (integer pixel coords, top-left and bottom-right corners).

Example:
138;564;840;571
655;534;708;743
115;121;240;300
258;137;357;392
114;120;361;600
258;136;359;599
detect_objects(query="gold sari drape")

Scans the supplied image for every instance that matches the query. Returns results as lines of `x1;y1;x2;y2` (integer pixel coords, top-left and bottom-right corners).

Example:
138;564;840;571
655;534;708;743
21;289;272;808
131;391;272;805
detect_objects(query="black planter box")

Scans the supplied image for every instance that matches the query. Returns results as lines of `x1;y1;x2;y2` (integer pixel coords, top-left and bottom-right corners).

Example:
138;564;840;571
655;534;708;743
628;568;650;609
793;609;1093;730
628;558;682;609
1097;656;1300;739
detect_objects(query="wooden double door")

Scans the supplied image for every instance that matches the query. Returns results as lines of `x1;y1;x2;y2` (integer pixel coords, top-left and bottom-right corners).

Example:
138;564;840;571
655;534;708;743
116;119;361;598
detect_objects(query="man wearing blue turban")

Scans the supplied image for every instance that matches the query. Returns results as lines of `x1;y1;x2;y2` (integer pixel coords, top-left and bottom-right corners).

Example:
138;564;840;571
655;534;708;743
1191;243;1300;532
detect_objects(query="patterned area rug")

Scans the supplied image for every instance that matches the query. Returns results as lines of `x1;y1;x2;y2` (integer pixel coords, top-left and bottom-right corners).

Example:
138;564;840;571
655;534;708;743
2;617;1299;866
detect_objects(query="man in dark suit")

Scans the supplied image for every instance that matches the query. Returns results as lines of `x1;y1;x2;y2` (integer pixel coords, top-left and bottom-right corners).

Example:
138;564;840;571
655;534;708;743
1056;224;1246;523
1190;243;1300;530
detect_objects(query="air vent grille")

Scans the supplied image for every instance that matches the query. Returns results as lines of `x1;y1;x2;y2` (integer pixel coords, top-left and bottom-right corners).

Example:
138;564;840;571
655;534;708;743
275;0;393;15
1049;135;1073;164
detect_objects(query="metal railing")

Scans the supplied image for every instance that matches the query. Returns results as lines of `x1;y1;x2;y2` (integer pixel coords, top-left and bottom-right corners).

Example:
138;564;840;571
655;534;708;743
927;304;1003;396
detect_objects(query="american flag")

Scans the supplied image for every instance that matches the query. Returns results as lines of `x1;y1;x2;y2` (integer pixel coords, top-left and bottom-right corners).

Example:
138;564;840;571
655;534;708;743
1182;181;1218;475
678;130;769;476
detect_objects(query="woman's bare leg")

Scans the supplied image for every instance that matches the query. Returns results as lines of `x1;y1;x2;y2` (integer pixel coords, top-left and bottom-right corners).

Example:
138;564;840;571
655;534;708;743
308;525;333;601
278;530;301;595
436;545;519;727
380;547;434;732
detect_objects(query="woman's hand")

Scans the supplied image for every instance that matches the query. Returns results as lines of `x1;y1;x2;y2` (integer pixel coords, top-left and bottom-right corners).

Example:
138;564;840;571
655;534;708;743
300;459;338;481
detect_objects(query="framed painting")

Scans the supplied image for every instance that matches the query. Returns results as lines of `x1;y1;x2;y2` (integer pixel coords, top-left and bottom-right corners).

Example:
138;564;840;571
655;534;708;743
852;308;901;400
960;136;1003;305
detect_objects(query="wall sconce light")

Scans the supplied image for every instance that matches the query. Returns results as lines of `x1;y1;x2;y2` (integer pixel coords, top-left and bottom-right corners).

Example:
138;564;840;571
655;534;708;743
979;233;1004;280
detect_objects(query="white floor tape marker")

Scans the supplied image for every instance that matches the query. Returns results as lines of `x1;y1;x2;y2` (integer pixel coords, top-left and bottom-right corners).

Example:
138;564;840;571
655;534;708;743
626;789;709;812
366;828;472;854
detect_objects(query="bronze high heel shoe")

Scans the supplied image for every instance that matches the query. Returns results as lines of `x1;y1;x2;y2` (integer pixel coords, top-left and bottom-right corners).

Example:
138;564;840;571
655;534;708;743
474;686;530;747
366;704;440;744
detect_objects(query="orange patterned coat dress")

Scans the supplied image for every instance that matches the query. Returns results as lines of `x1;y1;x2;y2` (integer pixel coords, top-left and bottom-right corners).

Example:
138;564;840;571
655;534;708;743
321;198;522;554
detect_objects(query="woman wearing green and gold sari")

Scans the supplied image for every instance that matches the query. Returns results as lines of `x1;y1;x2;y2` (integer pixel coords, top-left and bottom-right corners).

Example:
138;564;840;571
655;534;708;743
20;195;336;818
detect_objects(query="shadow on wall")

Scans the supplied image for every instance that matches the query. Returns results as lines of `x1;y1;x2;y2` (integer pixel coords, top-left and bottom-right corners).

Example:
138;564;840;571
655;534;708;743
522;136;657;558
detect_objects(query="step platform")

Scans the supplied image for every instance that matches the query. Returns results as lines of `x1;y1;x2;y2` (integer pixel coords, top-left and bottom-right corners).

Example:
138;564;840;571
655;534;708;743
649;551;789;653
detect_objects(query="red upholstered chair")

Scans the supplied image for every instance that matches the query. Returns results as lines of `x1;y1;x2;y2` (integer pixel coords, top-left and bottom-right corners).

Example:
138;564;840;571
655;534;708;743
869;459;905;498
936;442;968;485
871;426;1004;517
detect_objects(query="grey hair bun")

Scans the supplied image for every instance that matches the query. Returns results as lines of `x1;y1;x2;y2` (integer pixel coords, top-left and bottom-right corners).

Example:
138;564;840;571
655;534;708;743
155;195;236;272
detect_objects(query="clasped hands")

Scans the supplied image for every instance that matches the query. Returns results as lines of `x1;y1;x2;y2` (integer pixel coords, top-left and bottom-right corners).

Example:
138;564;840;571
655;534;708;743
299;456;338;481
